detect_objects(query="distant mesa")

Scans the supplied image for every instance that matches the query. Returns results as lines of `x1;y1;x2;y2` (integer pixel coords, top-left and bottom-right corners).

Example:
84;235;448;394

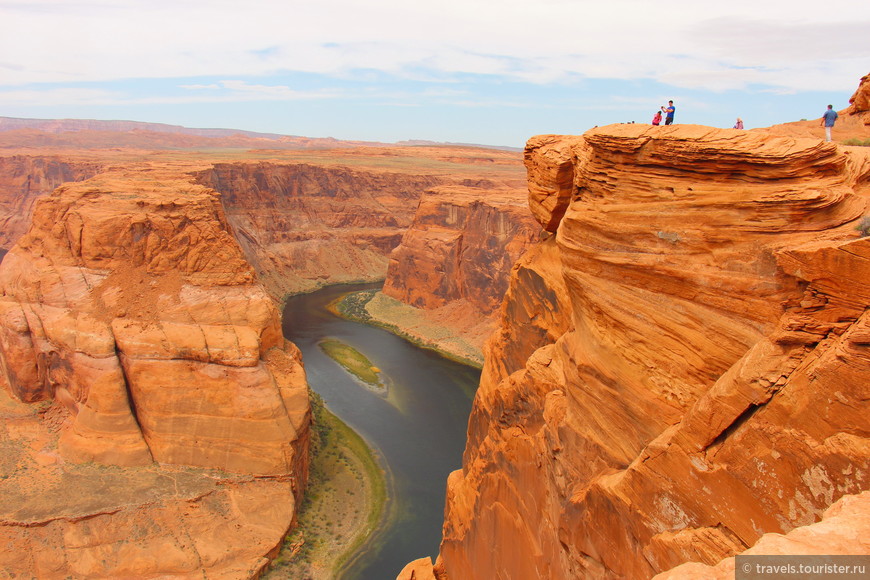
0;116;517;151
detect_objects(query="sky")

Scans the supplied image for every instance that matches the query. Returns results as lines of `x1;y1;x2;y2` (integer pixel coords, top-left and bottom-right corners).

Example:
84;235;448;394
1;0;869;148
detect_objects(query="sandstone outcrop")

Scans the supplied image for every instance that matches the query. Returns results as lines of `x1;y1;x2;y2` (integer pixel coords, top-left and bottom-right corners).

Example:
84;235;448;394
192;149;528;301
845;72;870;116
382;186;540;315
403;124;870;579
653;491;870;579
0;167;310;577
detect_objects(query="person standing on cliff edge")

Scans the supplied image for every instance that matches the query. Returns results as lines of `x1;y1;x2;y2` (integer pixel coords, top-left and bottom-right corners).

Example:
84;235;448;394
821;104;838;142
662;101;675;125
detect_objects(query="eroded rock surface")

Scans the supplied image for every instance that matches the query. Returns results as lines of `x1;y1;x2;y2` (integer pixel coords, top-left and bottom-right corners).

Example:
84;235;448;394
654;491;870;579
383;186;540;315
0;167;310;577
404;124;870;579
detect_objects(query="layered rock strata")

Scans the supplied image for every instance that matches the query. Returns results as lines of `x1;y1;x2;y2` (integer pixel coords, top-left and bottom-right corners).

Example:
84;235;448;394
0;155;102;249
371;186;540;360
382;186;540;315
0;168;310;577
194;161;444;299
654;491;870;579
406;125;870;579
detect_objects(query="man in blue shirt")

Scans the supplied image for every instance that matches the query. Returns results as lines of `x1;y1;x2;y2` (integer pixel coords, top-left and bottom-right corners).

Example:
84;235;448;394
662;101;676;125
821;104;838;142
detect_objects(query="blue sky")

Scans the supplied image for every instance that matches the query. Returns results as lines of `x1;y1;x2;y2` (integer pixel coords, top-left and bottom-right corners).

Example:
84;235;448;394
1;0;868;147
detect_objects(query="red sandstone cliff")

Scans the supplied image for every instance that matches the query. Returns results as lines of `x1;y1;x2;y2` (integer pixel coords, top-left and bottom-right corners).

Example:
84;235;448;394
0;167;310;577
372;185;540;359
192;149;529;302
401;123;870;579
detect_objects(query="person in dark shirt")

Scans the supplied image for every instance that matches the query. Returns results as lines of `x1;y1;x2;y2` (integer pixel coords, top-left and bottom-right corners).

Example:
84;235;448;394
662;101;675;125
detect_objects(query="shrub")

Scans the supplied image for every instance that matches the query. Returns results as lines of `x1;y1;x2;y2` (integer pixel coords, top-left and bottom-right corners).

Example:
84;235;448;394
843;138;870;147
857;216;870;237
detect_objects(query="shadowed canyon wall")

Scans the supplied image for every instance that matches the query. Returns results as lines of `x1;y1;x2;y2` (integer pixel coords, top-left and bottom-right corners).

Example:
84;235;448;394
193;161;443;298
0;156;102;249
0;167;310;577
191;154;538;363
401;124;870;579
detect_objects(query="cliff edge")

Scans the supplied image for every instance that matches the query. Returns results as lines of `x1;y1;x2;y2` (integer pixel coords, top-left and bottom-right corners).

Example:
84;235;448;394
405;122;870;579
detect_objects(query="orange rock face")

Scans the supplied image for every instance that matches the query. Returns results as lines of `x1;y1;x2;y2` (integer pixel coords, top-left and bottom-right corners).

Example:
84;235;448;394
382;185;540;317
427;125;870;579
0;166;310;577
845;72;870;115
0;168;309;473
654;491;870;579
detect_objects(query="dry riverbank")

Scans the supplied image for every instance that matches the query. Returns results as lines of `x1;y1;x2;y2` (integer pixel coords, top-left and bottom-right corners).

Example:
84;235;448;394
330;290;487;368
263;393;389;580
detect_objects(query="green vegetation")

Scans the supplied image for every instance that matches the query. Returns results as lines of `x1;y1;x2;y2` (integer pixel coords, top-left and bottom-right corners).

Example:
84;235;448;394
843;137;870;147
856;216;870;237
330;289;377;323
319;338;384;390
264;392;389;579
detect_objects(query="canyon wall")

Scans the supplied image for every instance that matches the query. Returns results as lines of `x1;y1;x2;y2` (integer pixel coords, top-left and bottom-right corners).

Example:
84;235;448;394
406;124;870;579
0;167;310;577
367;185;540;362
194;161;445;299
0;155;102;249
382;186;540;316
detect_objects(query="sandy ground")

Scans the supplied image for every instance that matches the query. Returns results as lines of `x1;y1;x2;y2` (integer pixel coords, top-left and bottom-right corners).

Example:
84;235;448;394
338;290;488;368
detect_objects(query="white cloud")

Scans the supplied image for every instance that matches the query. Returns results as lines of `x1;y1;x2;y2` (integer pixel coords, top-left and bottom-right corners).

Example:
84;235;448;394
0;80;340;107
0;0;867;93
0;87;124;106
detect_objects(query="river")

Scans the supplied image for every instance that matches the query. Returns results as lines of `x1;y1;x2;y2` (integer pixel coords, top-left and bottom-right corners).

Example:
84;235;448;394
282;283;479;580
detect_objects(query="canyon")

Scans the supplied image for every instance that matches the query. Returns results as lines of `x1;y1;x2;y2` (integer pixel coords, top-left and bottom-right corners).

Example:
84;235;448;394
1;73;869;580
0;139;531;577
